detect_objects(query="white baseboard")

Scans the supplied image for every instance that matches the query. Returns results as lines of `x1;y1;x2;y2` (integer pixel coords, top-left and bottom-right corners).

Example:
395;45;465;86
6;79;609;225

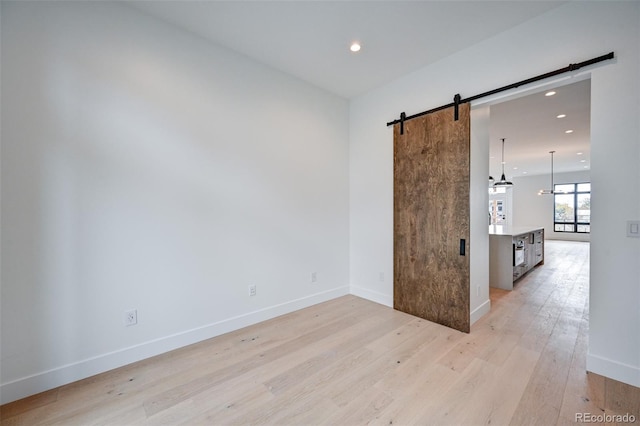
0;286;349;405
586;353;640;388
349;285;393;307
471;299;491;325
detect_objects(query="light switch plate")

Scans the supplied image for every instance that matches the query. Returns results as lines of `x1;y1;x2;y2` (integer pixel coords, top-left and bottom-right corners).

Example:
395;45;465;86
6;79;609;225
627;221;640;237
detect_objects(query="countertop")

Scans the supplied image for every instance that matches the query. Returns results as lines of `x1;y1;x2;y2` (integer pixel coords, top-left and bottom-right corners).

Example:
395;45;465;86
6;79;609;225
488;225;544;236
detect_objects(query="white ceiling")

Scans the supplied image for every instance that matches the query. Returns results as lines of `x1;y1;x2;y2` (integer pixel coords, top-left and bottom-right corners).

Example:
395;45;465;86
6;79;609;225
490;78;591;178
127;1;589;176
128;1;565;99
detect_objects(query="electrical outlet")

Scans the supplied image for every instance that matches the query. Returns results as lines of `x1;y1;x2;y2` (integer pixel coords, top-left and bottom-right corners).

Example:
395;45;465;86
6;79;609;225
249;285;257;296
124;309;137;326
311;272;317;283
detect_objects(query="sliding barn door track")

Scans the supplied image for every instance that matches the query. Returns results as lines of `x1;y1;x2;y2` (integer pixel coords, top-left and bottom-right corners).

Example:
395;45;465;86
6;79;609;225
387;52;614;134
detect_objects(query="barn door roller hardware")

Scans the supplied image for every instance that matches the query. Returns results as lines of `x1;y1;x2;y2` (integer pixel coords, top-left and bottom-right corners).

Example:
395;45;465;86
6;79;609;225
453;93;461;121
387;52;614;134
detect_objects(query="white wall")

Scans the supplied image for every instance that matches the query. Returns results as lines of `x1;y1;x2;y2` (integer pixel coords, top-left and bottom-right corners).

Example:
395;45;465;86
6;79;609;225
470;107;491;324
588;1;640;387
513;171;591;242
350;2;640;388
1;2;350;403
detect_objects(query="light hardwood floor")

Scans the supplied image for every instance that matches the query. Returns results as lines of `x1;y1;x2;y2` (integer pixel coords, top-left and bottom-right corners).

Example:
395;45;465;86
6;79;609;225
2;241;639;425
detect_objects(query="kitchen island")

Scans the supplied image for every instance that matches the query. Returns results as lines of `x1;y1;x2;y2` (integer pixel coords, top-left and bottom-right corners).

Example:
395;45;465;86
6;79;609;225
489;225;544;290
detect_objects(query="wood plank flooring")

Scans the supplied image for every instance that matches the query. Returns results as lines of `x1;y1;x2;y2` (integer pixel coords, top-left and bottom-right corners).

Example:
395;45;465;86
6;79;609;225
2;241;639;425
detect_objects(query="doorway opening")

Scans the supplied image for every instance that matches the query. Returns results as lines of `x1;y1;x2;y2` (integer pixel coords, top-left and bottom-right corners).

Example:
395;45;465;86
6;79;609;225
481;76;591;323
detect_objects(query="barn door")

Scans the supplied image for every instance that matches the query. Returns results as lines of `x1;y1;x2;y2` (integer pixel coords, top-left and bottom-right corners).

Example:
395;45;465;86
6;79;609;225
393;104;470;333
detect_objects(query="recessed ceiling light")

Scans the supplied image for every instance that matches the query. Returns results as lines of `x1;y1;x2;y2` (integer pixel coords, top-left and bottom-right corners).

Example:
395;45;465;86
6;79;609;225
522;171;528;174
580;159;586;163
577;152;583;155
565;129;574;134
545;91;556;97
350;42;361;52
557;114;566;118
513;167;518;170
584;165;589;169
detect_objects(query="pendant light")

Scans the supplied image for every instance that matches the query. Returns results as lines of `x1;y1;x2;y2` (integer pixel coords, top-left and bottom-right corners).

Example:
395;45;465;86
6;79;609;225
494;138;513;187
538;150;556;195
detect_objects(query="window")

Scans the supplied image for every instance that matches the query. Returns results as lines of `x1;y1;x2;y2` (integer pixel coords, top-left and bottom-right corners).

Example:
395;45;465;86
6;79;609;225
554;182;590;233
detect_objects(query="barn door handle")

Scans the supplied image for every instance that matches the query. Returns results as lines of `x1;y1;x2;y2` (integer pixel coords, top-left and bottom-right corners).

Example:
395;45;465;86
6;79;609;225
459;239;466;256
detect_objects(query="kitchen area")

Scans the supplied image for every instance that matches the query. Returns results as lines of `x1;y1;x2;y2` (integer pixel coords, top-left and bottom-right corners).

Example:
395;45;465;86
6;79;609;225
488;185;544;290
485;79;592;291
